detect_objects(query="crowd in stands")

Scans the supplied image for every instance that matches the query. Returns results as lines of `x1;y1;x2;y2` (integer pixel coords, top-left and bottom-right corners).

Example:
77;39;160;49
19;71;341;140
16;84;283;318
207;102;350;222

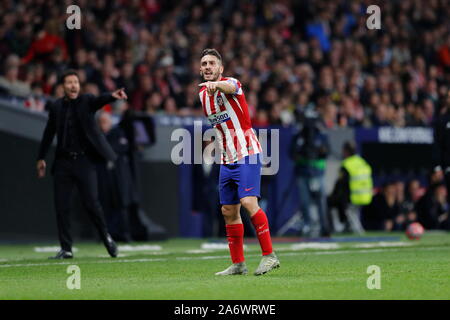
0;0;449;128
362;172;450;231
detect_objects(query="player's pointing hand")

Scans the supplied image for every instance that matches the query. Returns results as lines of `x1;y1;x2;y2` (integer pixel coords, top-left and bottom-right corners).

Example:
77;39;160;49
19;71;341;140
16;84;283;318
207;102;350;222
199;81;218;96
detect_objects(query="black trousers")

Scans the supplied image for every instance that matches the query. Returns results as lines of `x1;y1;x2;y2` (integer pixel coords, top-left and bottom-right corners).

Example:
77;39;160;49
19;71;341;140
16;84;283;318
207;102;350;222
53;154;109;251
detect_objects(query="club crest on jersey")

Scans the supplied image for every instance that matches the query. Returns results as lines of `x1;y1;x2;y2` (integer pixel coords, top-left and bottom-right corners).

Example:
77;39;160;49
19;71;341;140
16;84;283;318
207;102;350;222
208;110;230;126
216;95;224;107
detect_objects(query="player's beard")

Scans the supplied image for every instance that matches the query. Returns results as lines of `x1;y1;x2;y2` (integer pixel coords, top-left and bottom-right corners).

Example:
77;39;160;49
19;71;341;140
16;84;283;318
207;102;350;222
203;69;221;82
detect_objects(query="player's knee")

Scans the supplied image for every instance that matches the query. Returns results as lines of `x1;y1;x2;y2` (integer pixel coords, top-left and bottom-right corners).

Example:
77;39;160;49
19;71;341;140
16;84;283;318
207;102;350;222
221;206;233;217
222;206;231;217
240;197;258;211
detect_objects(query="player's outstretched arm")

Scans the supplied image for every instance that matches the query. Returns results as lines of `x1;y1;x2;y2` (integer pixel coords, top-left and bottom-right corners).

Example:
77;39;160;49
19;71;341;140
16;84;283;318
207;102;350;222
198;81;236;96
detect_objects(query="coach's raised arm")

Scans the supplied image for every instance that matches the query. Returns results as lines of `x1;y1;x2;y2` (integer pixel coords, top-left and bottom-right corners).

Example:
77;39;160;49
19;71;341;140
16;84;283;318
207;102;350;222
90;87;128;111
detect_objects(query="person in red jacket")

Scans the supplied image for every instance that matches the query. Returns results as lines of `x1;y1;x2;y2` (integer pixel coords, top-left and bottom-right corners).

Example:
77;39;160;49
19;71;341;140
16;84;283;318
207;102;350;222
438;34;450;68
21;28;68;65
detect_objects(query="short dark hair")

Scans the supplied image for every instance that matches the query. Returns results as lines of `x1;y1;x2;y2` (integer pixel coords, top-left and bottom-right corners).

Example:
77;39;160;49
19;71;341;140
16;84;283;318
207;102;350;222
201;48;222;62
343;141;356;156
60;69;79;84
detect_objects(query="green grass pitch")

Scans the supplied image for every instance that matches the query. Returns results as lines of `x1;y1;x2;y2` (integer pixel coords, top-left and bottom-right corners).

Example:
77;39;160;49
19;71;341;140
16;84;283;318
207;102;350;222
0;232;449;300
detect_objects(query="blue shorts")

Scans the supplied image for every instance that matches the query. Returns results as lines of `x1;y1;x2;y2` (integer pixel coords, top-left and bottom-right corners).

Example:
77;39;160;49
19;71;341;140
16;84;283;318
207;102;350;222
219;154;262;205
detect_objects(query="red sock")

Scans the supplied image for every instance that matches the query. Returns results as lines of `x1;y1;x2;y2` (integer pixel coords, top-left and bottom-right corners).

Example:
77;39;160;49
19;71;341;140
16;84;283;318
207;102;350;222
251;209;273;256
226;224;245;263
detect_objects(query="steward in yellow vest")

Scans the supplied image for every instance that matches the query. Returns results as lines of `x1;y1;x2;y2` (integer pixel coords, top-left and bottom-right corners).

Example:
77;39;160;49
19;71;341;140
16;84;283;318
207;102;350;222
328;141;373;232
342;154;373;206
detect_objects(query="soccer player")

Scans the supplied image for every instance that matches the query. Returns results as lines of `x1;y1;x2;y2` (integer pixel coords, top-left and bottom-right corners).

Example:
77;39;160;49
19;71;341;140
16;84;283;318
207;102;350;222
198;48;280;276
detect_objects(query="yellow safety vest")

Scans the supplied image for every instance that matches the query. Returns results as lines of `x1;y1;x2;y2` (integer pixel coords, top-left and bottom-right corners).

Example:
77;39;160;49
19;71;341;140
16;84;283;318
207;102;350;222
342;155;373;206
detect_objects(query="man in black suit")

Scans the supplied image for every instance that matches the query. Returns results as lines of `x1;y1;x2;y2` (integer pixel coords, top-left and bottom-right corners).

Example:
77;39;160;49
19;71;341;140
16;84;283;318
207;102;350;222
36;70;128;259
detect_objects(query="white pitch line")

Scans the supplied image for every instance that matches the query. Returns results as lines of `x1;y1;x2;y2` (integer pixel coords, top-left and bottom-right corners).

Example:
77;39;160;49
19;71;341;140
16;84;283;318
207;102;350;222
34;246;79;253
0;258;167;268
176;255;230;261
185;249;215;254
353;241;413;248
201;243;248;250
33;245;162;254
0;246;447;269
118;245;162;251
291;243;340;250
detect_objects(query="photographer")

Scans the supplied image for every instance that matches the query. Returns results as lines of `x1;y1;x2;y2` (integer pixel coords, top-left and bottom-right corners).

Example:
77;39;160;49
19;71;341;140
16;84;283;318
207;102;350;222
290;105;331;237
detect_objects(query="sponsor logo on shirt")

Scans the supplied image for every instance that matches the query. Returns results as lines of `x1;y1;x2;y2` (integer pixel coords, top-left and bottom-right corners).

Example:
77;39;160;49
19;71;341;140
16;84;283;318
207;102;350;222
208;110;230;126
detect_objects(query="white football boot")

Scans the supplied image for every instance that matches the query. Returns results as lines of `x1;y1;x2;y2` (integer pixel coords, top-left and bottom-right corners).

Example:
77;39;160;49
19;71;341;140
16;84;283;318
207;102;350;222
254;253;280;276
215;262;248;276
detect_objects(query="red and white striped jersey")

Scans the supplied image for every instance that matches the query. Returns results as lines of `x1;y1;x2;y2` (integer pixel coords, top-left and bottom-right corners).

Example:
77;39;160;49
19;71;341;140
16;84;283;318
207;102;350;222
199;77;262;164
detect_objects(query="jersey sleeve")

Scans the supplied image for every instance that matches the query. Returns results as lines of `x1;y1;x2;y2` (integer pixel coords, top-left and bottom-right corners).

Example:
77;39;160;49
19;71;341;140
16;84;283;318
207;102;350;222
225;77;243;95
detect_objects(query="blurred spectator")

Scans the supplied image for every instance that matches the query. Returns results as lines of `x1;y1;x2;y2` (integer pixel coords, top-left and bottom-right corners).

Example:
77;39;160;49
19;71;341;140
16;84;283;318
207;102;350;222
320;102;338;129
130;74;153;111
437;34;450;69
415;170;450;230
406;179;426;203
416;182;450;230
163;96;178;115
393;180;417;230
0;55;32;97
362;181;399;231
145;91;163;114
0;0;447;126
404;179;426;225
21;23;68;65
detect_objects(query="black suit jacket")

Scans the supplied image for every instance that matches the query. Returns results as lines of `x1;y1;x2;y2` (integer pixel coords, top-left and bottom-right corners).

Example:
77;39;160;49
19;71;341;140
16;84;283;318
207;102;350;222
37;93;118;169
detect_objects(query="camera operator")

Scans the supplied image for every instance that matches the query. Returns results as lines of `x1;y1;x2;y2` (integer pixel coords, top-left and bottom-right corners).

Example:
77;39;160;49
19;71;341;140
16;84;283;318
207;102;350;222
290;104;331;237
